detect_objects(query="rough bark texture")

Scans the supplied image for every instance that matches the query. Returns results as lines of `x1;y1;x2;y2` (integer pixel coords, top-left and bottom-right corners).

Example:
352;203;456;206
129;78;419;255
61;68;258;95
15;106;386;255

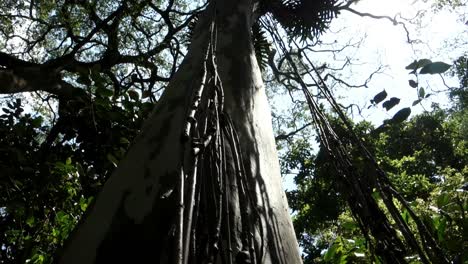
56;0;301;263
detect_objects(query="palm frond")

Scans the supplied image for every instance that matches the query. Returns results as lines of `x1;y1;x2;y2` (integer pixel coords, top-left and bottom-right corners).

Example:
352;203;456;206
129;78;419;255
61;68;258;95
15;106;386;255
252;22;271;71
267;0;340;41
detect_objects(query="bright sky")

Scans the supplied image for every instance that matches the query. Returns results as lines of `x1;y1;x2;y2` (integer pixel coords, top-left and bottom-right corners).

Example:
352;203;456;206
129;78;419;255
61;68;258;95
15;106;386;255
281;0;467;191
323;0;466;123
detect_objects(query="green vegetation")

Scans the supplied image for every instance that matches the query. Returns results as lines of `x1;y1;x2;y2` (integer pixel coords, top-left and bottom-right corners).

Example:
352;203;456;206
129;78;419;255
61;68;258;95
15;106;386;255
289;108;467;263
0;0;466;262
287;59;468;262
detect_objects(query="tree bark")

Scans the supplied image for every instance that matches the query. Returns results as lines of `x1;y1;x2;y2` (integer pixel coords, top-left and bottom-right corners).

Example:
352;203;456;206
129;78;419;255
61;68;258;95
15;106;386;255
56;0;301;263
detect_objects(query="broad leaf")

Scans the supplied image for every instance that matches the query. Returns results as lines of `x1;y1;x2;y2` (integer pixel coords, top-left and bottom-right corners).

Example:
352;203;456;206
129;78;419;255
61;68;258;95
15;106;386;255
419;62;451;74
418;87;425;98
405;59;432;70
408;80;418;88
382;97;400;111
390;107;411;123
412;99;422;106
371;90;387;104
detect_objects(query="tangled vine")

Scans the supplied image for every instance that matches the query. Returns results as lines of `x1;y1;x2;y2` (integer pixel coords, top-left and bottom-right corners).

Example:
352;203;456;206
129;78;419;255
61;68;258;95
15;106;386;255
176;14;263;264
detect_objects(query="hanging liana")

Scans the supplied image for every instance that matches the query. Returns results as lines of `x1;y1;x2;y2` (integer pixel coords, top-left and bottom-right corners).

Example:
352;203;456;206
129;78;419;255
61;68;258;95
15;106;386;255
262;15;450;264
176;12;264;264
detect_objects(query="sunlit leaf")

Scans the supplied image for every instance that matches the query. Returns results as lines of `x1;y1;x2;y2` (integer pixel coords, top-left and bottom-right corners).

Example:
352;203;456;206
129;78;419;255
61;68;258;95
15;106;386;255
401;209;409;224
324;243;338;261
26;216;35;227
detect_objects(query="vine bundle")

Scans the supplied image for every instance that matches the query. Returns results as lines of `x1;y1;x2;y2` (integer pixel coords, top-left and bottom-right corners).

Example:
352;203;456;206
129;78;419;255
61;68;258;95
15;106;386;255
176;17;263;264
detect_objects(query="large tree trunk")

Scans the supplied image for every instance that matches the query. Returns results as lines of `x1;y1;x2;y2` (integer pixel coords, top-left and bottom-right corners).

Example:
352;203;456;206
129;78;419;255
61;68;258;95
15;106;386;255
56;0;301;263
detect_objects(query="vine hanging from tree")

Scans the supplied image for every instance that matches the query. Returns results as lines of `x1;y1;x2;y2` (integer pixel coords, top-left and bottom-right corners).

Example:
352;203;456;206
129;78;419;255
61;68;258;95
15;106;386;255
176;13;264;264
262;14;450;264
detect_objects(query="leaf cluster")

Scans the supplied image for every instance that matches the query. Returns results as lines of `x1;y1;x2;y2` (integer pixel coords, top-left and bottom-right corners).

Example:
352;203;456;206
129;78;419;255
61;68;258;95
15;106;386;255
0;88;150;262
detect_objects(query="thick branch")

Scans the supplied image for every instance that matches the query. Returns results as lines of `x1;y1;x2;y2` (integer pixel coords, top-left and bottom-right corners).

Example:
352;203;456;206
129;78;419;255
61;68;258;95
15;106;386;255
0;69;83;100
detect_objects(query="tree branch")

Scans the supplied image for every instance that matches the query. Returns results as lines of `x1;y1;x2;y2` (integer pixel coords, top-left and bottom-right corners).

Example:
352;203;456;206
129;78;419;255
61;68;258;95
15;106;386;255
275;122;312;141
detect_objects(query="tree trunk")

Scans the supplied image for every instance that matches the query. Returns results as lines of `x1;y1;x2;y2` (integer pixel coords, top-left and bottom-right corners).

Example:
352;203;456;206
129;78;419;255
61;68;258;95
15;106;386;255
56;0;302;263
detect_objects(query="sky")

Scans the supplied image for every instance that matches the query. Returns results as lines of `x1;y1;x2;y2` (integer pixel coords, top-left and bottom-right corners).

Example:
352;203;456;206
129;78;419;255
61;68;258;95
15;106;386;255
280;0;467;191
318;0;467;123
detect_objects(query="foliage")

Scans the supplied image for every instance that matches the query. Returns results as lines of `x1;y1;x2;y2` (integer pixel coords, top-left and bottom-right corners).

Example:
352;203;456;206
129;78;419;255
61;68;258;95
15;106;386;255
0;0;194;260
449;55;468;110
0;89;149;262
0;0;465;262
288;108;468;263
266;0;340;40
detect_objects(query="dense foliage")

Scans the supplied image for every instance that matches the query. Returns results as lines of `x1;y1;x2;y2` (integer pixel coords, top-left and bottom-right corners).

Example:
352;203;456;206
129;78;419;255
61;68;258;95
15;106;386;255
0;0;466;263
288;109;467;263
0;89;150;263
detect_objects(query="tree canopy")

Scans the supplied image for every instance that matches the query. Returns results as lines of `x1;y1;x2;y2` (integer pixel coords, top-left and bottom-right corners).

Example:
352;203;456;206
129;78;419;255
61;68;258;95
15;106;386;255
0;0;466;263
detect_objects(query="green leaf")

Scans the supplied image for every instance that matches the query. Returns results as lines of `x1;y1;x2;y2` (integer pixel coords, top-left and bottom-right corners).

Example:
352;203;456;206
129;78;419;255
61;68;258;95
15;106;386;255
371;90;387;104
437;219;447;242
324;243;338;261
96;87;113;97
55;211;68;223
436;193;449;207
382;97;400;111
371;190;381;200
412;99;422;106
420;62;451;74
405;59;432;70
31;253;45;264
26;216;35;227
408;80;418;88
31;116;43;127
418;87;425;98
390;107;411;124
405;60;418;70
107;153;118;167
79;196;90;212
401;209;409;224
65;157;72;165
128;90;140;101
342;220;358;230
120;137;130;144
